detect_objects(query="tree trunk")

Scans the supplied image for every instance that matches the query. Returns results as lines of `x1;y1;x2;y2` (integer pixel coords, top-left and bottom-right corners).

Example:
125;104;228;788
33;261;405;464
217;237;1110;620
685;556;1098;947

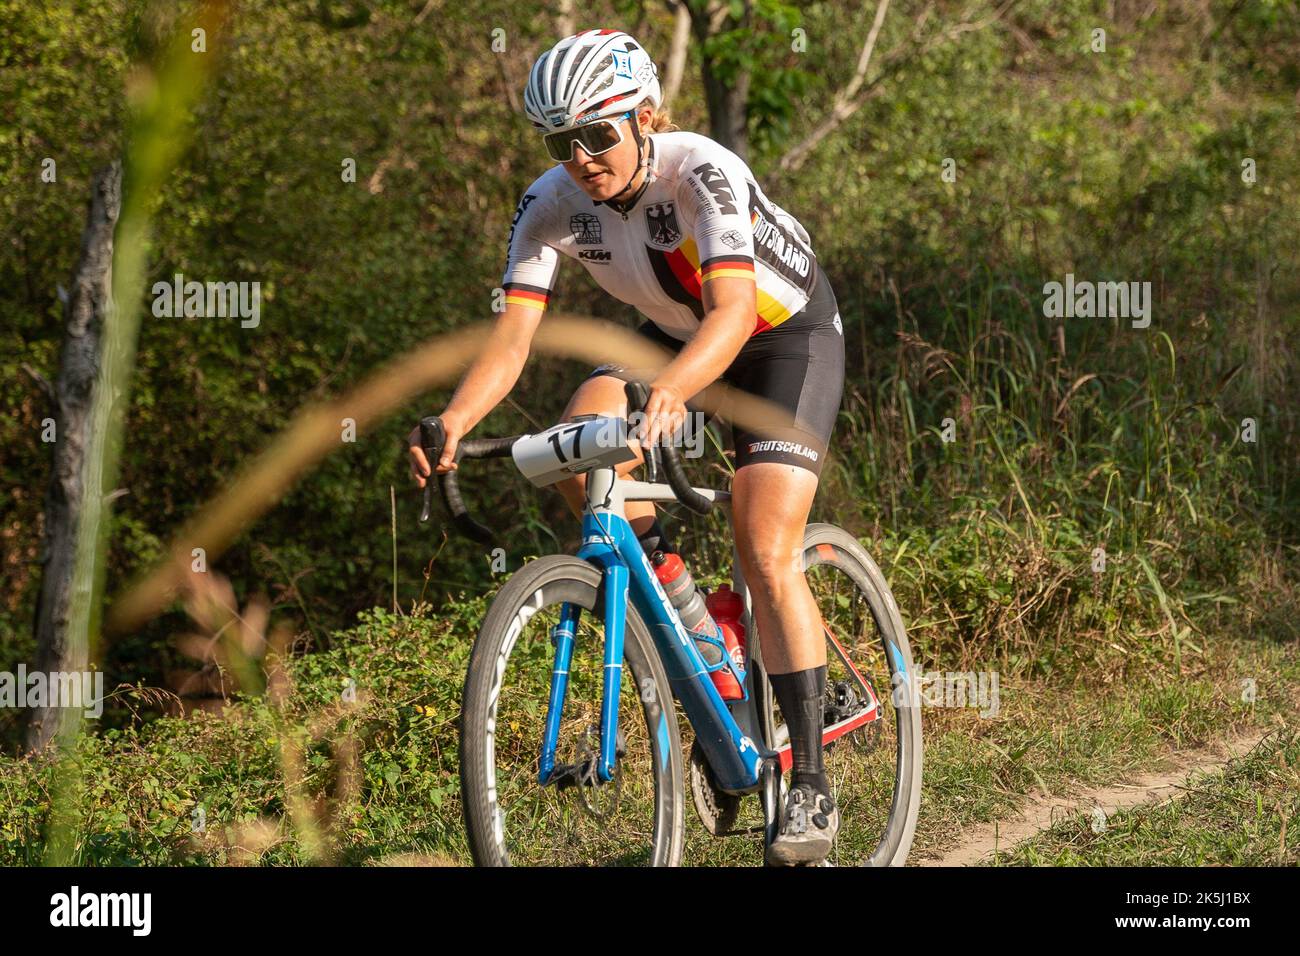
661;0;692;109
687;0;752;162
556;0;575;38
27;161;121;752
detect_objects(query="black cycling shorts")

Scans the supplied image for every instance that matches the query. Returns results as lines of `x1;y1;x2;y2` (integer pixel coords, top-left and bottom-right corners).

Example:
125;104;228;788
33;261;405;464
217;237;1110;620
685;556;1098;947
585;266;845;478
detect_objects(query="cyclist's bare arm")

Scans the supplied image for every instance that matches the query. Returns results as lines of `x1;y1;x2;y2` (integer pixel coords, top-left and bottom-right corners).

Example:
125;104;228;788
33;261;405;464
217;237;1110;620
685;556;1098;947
409;302;546;485
643;275;755;445
653;274;755;402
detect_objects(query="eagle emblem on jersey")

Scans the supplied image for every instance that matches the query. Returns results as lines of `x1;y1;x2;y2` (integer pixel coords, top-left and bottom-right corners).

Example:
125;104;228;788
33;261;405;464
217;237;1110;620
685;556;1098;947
570;213;602;245
645;202;681;247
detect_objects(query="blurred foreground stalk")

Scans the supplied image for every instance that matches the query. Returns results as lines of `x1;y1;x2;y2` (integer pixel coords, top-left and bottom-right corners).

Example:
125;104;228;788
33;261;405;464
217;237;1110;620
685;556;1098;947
38;0;229;863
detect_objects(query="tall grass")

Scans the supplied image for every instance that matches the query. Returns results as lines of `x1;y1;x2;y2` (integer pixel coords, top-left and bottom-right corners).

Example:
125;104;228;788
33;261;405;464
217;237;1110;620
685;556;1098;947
805;263;1292;684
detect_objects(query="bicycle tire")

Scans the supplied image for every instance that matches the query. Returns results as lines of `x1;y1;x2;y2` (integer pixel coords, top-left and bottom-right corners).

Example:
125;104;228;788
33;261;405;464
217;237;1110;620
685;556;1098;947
460;554;686;866
756;522;923;867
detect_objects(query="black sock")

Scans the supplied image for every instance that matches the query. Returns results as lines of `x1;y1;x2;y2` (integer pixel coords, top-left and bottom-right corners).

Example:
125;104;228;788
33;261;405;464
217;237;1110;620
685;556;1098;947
769;665;829;797
636;516;677;557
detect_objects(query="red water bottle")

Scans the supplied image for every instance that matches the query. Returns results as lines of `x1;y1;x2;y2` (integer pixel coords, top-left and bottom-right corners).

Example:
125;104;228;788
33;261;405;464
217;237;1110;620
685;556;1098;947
705;584;748;701
651;551;724;670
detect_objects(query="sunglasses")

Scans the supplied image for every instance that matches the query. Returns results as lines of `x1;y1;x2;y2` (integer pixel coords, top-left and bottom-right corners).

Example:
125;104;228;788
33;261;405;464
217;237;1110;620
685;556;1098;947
543;112;632;163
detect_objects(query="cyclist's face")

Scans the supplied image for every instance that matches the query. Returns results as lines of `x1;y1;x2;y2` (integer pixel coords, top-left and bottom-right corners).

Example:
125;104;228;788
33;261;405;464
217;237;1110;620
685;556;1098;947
563;107;652;200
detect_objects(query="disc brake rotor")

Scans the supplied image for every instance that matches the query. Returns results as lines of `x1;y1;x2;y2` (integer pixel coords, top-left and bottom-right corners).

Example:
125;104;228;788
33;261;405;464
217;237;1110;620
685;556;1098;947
574;725;623;820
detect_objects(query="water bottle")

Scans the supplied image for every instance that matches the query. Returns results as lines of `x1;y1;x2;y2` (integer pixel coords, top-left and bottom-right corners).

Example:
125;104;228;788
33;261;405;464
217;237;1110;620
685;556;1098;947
706;585;748;699
650;551;725;670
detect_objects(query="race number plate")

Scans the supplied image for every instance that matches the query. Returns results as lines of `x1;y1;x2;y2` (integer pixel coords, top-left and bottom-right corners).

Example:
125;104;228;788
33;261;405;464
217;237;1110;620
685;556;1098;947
512;417;636;488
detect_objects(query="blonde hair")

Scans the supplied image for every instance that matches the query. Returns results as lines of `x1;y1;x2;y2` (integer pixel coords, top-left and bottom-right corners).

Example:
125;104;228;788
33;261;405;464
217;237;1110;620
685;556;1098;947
649;106;678;133
635;99;679;134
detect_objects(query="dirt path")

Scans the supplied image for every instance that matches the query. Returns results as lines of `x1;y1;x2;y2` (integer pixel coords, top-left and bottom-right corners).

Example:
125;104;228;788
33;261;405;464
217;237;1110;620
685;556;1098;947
920;729;1273;867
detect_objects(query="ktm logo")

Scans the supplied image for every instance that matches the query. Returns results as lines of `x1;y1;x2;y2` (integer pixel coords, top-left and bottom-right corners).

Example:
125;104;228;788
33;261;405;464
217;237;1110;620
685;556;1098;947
692;163;737;215
579;249;612;262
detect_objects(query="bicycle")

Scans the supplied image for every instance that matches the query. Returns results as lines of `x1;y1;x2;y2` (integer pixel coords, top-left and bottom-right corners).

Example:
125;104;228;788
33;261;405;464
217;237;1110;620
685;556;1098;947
419;381;922;866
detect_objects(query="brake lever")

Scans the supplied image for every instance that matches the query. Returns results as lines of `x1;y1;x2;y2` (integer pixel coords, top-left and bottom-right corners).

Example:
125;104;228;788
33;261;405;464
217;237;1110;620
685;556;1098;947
624;380;711;516
418;415;446;523
623;381;661;482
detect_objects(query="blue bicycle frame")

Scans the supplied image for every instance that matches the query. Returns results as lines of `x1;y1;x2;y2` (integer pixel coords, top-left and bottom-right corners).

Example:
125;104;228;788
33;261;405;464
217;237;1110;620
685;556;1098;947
536;465;769;794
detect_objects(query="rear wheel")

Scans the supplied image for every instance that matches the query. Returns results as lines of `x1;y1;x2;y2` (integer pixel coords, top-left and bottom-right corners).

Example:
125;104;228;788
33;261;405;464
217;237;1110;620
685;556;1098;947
762;523;923;866
460;555;685;866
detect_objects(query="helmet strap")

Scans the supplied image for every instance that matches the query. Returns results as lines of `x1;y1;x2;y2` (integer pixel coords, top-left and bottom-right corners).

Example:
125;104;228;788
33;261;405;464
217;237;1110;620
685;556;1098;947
604;113;653;216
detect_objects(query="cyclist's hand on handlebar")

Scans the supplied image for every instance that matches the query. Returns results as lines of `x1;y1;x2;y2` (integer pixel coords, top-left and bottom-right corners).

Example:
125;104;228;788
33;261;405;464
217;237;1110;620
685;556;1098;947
408;412;464;487
641;382;688;449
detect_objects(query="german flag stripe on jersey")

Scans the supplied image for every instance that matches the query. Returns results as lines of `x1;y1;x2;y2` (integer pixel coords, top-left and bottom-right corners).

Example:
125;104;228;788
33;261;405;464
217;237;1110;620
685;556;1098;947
647;247;705;320
754;288;794;335
503;282;550;311
700;255;756;284
665;246;703;296
646;243;789;334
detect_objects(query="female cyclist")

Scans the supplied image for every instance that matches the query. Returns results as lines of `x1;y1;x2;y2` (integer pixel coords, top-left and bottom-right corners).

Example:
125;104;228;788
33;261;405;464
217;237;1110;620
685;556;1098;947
408;29;846;866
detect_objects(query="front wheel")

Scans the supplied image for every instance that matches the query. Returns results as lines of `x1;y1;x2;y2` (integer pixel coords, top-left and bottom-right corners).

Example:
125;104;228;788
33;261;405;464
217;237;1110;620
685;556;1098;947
460;554;685;866
760;523;923;866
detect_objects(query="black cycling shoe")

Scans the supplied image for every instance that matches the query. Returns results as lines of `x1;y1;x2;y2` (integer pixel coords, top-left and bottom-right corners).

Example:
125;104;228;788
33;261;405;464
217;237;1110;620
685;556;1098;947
765;783;839;866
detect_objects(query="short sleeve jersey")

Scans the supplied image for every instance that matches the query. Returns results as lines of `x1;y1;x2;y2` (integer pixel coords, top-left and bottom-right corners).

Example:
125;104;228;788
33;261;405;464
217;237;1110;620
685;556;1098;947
502;131;819;342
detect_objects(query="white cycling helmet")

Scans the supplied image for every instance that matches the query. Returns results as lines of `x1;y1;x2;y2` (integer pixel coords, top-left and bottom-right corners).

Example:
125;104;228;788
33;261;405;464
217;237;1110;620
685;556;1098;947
524;30;662;133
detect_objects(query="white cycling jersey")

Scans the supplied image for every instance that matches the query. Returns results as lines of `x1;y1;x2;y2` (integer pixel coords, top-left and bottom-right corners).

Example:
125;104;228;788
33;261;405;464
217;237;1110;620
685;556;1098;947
502;131;820;342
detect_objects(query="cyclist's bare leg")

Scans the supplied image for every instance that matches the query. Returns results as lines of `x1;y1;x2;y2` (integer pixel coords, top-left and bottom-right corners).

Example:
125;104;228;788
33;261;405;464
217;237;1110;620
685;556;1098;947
730;462;826;673
733;461;838;862
554;374;658;531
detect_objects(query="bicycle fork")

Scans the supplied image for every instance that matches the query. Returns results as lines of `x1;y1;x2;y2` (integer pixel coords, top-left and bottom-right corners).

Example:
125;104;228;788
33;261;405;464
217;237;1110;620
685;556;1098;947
536;563;628;786
537;600;580;785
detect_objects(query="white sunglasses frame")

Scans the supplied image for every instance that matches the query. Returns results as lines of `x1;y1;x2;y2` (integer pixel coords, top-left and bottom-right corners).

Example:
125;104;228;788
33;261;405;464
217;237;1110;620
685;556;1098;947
543;112;634;164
